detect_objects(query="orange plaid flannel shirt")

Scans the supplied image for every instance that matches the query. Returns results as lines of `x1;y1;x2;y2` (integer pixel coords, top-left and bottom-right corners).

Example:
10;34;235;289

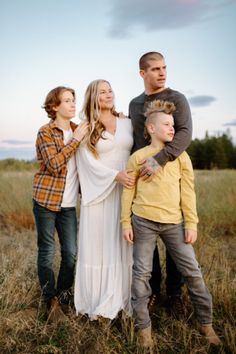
33;120;80;211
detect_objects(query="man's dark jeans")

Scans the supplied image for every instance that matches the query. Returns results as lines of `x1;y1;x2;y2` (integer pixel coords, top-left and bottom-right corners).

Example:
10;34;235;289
33;200;77;304
149;245;184;296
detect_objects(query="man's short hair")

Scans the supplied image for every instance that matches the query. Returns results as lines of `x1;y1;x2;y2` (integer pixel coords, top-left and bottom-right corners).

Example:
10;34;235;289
139;52;164;70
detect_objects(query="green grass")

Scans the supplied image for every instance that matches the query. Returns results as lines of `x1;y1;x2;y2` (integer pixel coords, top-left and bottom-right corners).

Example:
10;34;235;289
0;170;235;353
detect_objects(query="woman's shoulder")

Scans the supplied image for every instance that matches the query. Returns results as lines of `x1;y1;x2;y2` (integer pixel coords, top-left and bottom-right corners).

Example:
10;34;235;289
117;115;132;128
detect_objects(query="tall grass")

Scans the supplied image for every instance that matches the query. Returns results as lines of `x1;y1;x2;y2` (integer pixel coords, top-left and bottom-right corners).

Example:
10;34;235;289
0;171;35;230
0;170;235;353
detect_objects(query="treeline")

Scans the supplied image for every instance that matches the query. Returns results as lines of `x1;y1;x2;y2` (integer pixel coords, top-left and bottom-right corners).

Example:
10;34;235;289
187;133;236;169
0;133;236;171
0;158;38;171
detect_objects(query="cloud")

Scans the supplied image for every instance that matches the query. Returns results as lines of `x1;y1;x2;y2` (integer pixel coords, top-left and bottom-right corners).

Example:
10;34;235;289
223;120;236;127
107;0;233;38
188;95;216;107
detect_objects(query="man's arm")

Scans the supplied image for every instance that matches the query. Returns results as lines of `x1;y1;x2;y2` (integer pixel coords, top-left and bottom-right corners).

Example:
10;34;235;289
154;94;192;166
139;93;192;178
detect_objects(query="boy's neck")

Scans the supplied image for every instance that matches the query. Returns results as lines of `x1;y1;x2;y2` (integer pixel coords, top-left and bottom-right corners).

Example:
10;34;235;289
55;116;71;130
149;138;164;149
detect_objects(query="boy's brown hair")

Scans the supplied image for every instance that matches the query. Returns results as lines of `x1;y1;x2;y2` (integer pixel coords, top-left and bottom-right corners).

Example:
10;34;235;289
43;86;75;119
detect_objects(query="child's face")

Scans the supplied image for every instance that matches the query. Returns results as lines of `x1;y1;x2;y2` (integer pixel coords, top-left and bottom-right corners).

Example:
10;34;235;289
53;90;76;120
148;112;175;143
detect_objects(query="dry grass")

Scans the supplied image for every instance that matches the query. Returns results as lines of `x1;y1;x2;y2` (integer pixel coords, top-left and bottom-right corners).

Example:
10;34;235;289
0;170;235;353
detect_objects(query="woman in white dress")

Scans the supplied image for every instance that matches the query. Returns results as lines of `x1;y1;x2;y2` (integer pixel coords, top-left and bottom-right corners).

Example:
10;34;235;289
74;80;135;319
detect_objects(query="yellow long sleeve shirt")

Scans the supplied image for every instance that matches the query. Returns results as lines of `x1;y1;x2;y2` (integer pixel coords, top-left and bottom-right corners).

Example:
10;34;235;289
121;145;198;231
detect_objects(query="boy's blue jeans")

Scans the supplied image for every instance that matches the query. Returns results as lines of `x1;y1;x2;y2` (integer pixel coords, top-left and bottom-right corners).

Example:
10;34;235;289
131;214;212;329
33;200;77;304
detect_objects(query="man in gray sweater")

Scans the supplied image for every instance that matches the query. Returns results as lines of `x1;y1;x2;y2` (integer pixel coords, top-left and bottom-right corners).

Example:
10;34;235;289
129;51;192;317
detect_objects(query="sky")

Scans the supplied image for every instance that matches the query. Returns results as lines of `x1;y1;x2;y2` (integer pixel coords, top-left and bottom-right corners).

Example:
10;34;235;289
0;0;236;159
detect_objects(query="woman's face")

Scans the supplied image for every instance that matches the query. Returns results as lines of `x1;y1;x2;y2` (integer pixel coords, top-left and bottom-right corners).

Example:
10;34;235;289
97;81;114;110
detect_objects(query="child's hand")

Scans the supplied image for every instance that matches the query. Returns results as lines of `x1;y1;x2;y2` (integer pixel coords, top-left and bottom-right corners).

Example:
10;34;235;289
184;229;197;244
73;121;89;142
123;228;134;244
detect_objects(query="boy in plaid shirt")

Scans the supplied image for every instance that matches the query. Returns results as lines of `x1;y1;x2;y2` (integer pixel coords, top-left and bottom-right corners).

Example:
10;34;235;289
33;86;88;322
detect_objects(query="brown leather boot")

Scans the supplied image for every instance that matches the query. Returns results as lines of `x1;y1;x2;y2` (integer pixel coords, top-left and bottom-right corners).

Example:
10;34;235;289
199;324;221;345
47;296;67;323
137;326;154;349
167;295;186;320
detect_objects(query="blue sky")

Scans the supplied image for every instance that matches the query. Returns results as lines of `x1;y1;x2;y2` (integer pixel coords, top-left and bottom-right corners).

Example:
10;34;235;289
1;0;236;159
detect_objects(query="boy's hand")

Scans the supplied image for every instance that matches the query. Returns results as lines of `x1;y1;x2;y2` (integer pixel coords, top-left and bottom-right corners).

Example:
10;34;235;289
184;229;197;244
123;228;134;244
139;157;161;181
73;121;89;142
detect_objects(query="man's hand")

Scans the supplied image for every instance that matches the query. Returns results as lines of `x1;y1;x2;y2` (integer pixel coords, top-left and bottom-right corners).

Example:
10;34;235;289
139;157;161;181
123;228;134;244
184;229;197;244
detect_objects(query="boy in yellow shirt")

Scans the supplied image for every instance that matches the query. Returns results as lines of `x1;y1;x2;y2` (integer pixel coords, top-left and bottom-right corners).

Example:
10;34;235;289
121;100;221;349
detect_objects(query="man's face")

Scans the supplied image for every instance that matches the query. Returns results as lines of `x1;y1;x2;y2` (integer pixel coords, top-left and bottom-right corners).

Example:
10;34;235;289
140;58;167;92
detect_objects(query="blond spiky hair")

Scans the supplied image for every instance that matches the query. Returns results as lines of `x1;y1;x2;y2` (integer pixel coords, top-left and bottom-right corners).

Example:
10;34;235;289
145;99;176;118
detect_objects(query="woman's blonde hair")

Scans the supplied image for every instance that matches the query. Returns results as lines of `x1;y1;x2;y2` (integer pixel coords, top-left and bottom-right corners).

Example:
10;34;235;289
81;79;118;158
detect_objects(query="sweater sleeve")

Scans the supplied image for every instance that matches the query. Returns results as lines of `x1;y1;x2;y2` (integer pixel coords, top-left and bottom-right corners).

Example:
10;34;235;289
180;153;199;231
121;154;139;229
154;93;192;166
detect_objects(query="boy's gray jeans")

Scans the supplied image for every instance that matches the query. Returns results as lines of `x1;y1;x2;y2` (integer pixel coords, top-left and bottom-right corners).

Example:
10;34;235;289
131;214;212;329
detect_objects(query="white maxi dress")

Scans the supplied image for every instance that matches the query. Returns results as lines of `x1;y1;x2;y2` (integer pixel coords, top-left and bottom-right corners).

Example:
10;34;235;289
74;117;133;319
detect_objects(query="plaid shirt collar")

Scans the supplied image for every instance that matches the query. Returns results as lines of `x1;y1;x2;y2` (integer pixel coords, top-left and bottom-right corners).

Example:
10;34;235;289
48;119;78;132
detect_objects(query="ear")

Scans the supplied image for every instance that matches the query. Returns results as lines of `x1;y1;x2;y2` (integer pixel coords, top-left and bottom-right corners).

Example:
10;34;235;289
139;69;145;79
147;123;155;135
52;106;58;112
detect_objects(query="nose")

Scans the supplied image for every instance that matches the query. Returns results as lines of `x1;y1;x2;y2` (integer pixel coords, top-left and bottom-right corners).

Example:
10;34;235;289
159;68;165;76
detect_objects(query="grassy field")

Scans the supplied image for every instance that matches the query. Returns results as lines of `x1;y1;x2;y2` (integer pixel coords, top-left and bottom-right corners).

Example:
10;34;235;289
0;169;235;353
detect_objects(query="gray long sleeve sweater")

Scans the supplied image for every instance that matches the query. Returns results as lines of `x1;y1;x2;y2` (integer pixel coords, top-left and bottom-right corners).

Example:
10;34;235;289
129;88;192;166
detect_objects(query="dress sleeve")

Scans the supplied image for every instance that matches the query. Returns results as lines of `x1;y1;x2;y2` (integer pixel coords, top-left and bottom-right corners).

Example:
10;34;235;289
76;145;119;206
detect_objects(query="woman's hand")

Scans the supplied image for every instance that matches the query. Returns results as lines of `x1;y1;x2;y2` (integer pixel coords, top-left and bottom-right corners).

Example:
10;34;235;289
115;169;135;188
73;121;89;142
